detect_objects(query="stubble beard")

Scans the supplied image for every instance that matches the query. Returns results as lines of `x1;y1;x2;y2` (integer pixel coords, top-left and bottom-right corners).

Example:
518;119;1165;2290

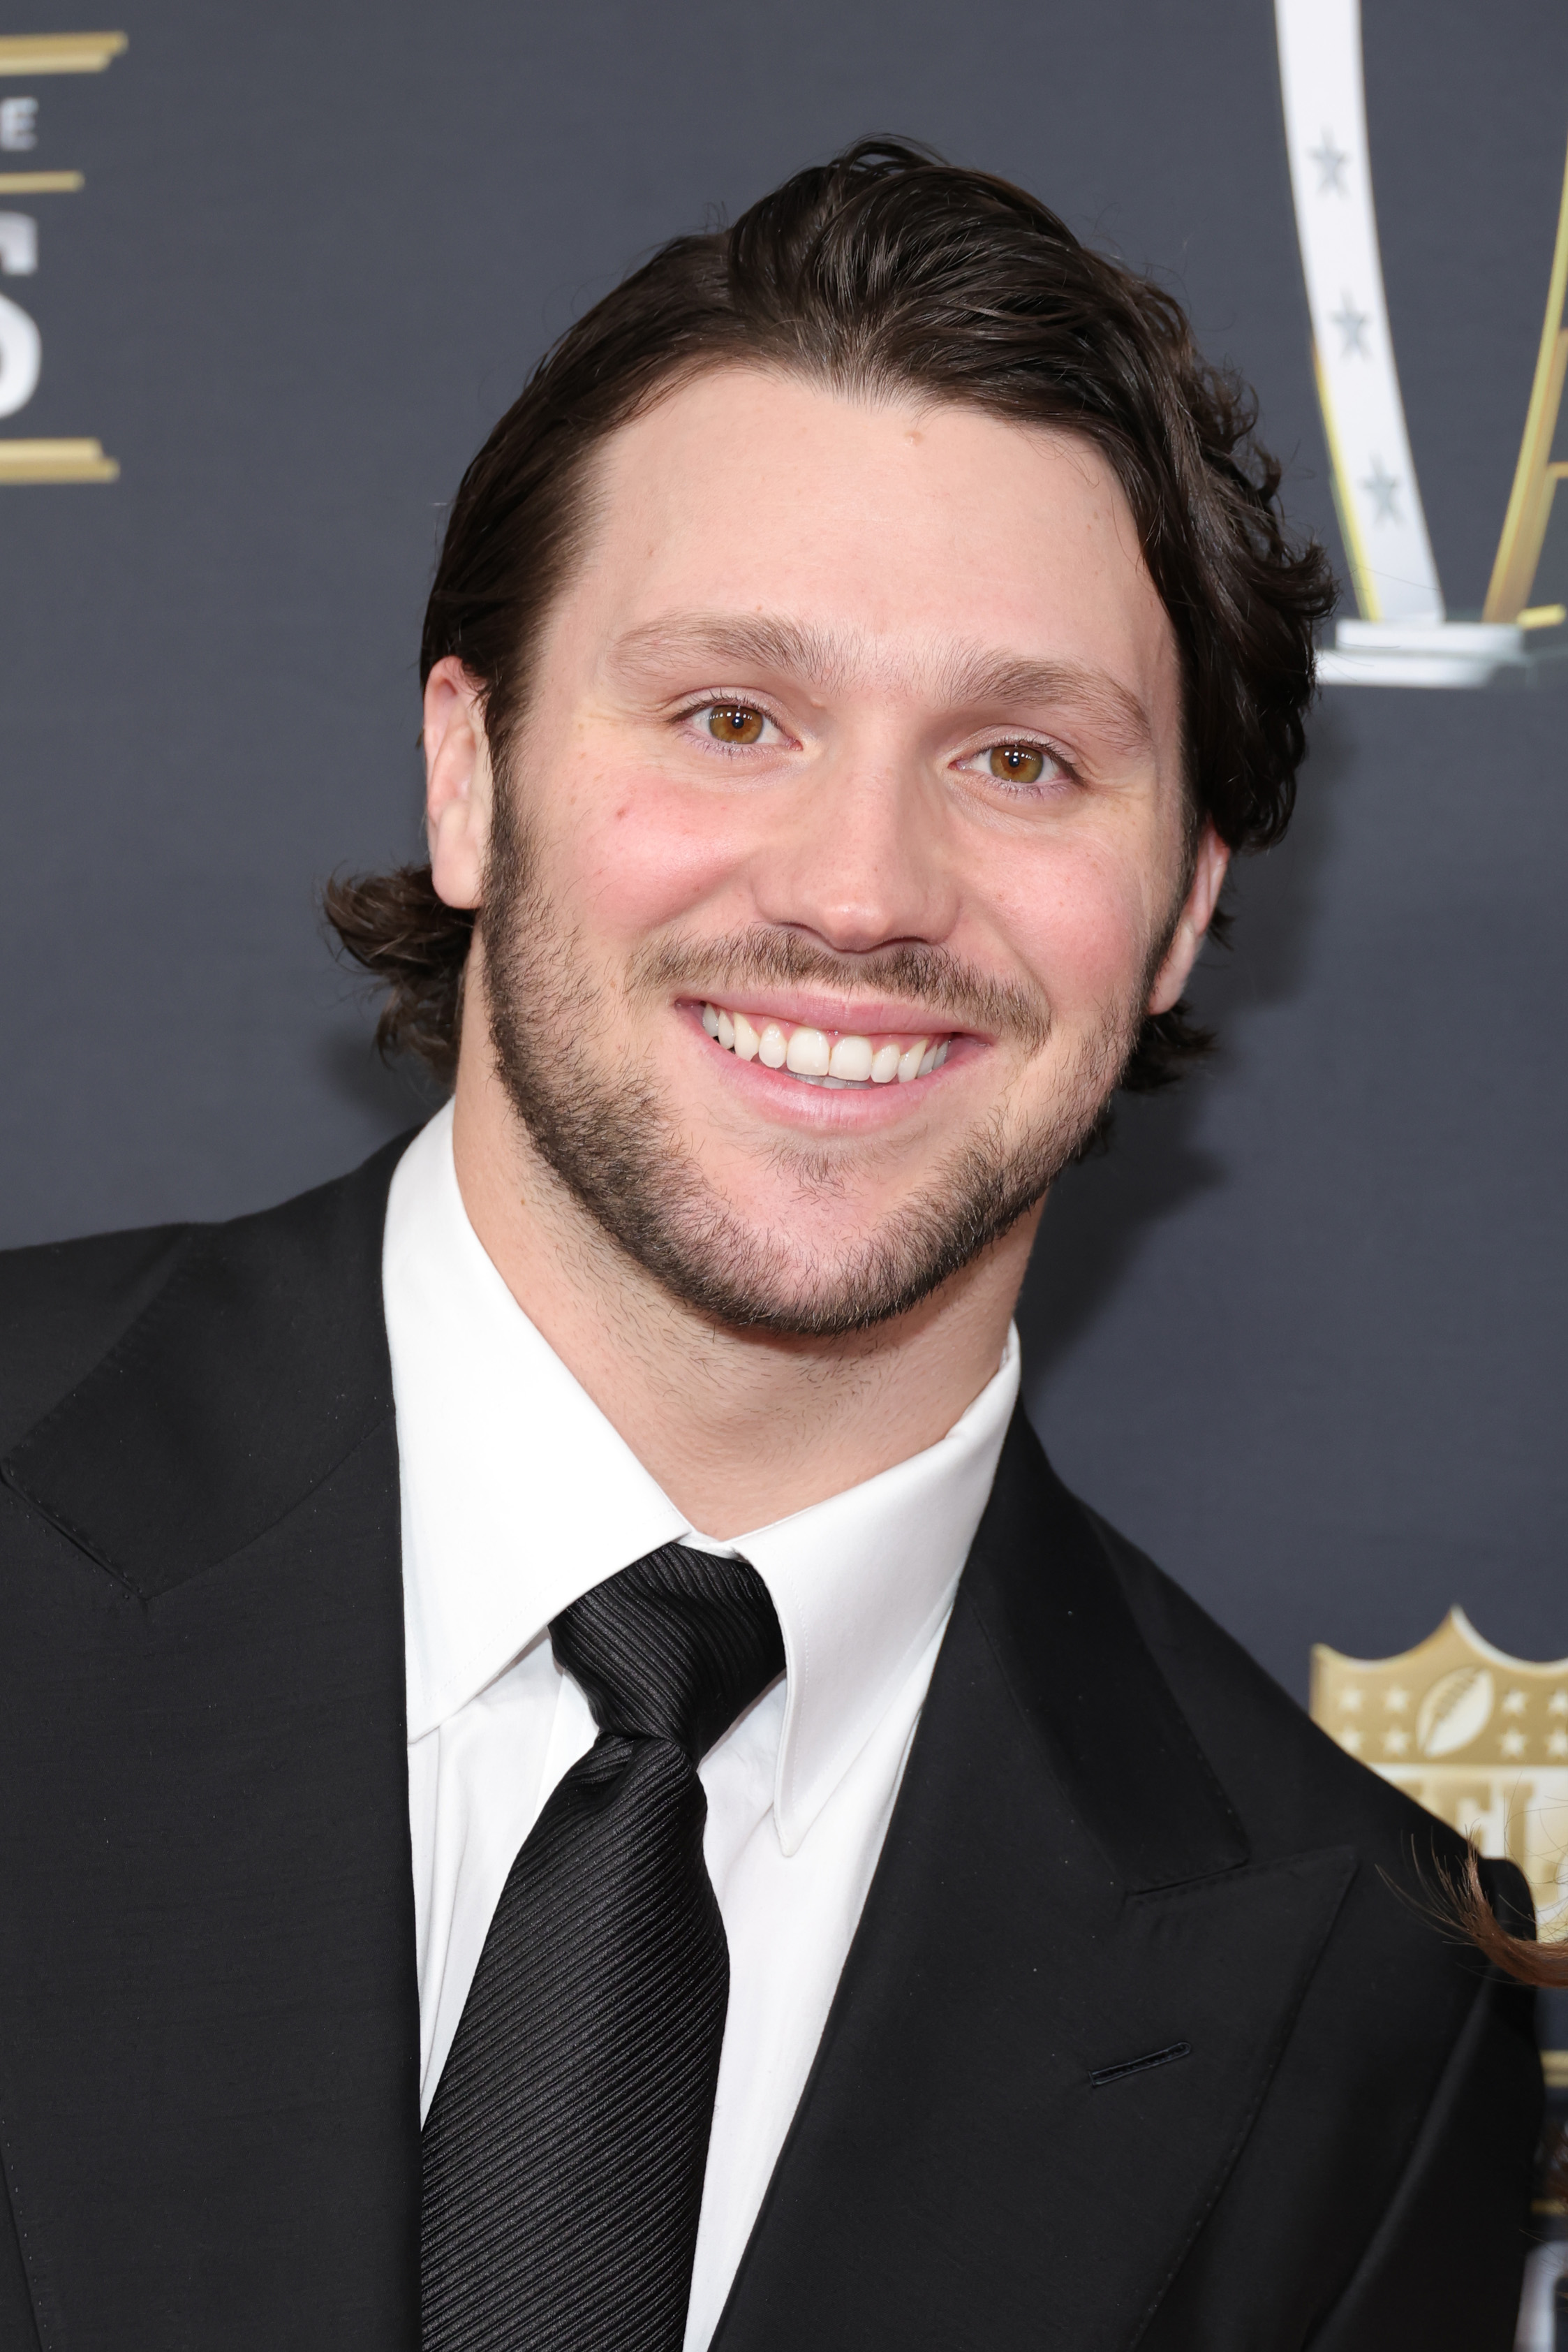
480;791;1151;1339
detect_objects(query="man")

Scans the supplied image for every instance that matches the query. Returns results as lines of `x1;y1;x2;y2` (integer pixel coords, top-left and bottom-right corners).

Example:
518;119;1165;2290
0;142;1540;2352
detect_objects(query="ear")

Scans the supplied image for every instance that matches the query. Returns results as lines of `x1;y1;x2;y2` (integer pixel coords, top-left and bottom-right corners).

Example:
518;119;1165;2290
424;656;494;911
1146;824;1231;1016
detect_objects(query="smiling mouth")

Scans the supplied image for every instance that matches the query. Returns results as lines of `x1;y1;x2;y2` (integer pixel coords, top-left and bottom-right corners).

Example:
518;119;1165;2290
699;1001;953;1089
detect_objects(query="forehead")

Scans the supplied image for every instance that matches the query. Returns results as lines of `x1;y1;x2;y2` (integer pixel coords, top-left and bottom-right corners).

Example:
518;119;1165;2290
568;365;1181;737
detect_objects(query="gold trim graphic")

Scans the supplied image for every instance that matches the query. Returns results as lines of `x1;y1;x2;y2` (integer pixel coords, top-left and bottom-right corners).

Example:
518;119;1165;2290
0;34;125;75
1310;1608;1568;1925
0;435;114;482
1484;133;1568;624
1312;344;1377;628
0;29;124;484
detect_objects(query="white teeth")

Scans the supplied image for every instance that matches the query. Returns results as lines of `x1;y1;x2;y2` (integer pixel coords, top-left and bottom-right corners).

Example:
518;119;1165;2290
828;1033;873;1081
702;1004;952;1087
785;1025;831;1076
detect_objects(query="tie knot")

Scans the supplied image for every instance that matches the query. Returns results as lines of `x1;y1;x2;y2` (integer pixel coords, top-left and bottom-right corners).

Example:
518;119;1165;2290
549;1544;785;1761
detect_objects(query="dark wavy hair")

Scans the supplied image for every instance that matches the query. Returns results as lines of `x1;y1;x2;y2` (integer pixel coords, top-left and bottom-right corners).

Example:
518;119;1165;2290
327;138;1333;1085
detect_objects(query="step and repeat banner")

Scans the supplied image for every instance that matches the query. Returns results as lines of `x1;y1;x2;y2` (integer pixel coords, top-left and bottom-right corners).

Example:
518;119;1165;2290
2;0;1567;2312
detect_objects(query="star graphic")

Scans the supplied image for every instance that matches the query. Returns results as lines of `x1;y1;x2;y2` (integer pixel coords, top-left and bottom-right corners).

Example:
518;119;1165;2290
1382;1728;1411;1756
1384;1687;1410;1714
1341;1728;1363;1754
1330;293;1370;358
1550;1730;1568;1760
1361;457;1402;524
1502;1690;1528;1717
1339;1687;1363;1712
1500;1729;1527;1758
1310;131;1350;195
1550;1691;1568;1717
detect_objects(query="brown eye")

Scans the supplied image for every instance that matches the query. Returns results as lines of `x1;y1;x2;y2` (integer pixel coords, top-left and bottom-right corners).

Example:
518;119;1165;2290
988;743;1046;784
705;705;765;744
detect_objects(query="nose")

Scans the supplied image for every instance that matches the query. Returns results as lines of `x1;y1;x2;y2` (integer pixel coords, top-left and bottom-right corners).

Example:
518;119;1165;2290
748;748;959;956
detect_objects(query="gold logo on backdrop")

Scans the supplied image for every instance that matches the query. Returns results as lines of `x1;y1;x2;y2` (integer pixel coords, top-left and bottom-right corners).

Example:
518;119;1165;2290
1484;154;1568;631
1310;1610;1568;1923
0;29;125;485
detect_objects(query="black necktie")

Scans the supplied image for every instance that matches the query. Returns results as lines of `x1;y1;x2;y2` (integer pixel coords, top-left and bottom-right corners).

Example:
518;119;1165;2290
420;1543;785;2352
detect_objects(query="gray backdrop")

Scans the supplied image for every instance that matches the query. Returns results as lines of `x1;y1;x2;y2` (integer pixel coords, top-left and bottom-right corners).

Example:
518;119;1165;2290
2;0;1564;1702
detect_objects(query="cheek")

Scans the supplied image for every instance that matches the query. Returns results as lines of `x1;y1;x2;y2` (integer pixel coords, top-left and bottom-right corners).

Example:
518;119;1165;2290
993;838;1161;1017
552;754;759;940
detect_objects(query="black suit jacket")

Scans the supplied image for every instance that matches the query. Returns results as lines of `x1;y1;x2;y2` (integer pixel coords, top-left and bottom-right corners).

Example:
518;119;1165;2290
0;1137;1541;2351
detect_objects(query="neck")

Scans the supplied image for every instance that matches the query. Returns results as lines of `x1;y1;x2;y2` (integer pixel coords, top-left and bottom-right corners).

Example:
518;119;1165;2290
448;1045;1035;1541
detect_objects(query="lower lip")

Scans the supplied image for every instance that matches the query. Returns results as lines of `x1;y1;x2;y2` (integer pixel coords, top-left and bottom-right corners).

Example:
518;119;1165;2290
680;1004;967;1122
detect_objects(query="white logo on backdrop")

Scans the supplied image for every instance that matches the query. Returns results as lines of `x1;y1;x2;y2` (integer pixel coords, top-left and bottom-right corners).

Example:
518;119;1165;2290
0;210;40;418
0;31;122;485
1276;0;1568;687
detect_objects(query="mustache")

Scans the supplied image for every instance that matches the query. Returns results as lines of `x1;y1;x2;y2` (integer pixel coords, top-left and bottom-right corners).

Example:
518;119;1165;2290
627;925;1053;1052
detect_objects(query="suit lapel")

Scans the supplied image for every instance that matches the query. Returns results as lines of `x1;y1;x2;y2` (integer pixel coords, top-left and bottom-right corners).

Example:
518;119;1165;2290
0;1138;420;2352
1;1156;1353;2352
713;1415;1354;2352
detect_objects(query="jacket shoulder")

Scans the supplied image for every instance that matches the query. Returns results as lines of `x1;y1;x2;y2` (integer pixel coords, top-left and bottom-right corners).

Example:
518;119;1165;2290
1080;1501;1493;1883
0;1129;415;1487
0;1133;416;1593
0;1221;191;1455
1070;1520;1540;2346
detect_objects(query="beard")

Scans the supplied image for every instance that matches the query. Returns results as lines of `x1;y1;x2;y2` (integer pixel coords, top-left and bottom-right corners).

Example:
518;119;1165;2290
480;789;1151;1339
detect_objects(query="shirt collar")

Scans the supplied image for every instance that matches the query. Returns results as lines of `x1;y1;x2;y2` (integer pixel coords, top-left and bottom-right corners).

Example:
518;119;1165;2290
732;1342;1016;1849
385;1103;1019;1850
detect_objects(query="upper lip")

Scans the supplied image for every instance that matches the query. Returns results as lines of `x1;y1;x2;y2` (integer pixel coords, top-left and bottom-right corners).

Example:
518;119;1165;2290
683;988;982;1039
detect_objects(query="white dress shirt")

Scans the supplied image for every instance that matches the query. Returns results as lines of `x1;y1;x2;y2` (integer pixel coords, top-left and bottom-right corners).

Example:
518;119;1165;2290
385;1103;1019;2351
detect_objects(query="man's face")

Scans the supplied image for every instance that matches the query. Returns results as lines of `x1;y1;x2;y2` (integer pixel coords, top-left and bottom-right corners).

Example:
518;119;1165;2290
434;367;1224;1336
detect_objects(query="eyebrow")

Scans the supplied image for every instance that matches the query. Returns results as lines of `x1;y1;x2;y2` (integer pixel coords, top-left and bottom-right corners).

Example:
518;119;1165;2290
607;611;1157;754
